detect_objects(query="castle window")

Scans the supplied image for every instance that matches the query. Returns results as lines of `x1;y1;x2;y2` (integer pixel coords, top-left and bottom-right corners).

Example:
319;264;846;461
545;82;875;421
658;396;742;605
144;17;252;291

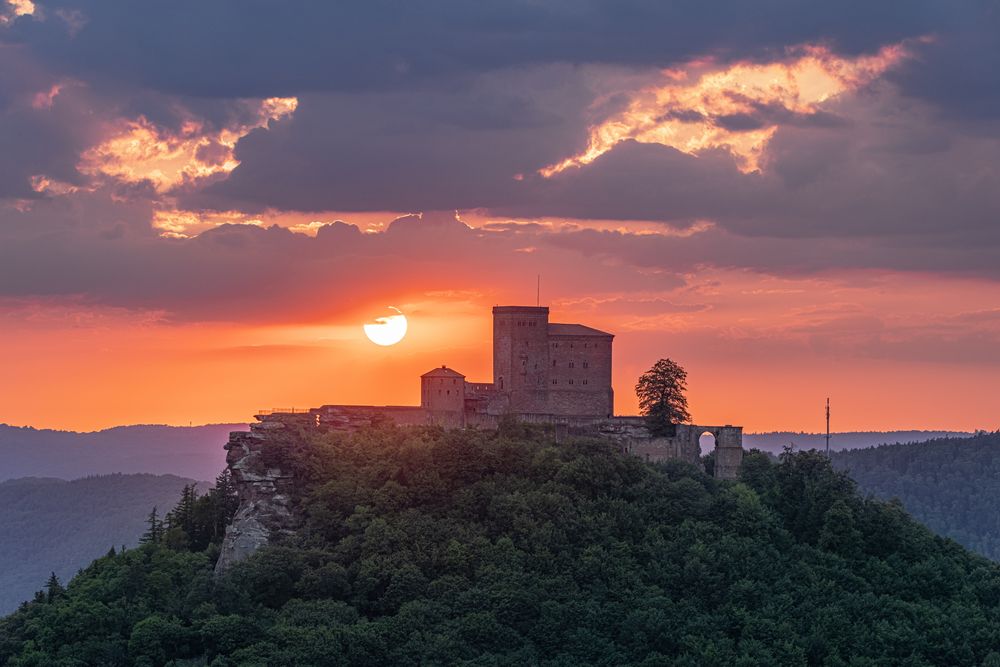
569;379;574;385
447;390;450;395
583;362;589;369
552;379;557;384
552;360;557;367
583;379;588;385
569;362;574;368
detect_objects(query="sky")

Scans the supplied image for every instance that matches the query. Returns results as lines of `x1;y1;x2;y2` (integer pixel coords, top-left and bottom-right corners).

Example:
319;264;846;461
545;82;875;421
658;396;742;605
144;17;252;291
1;0;999;433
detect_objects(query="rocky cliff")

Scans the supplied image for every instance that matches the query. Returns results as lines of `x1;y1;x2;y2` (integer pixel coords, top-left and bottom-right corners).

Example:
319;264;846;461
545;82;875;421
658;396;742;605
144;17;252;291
214;425;296;574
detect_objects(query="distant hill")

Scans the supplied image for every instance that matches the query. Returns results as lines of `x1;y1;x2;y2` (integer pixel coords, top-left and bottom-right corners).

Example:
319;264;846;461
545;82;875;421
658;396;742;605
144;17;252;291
0;474;201;614
833;431;1000;561
0;423;244;481
744;430;972;455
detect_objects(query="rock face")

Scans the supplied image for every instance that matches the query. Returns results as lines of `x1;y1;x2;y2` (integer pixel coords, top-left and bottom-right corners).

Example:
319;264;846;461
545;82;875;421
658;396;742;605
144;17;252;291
214;427;296;575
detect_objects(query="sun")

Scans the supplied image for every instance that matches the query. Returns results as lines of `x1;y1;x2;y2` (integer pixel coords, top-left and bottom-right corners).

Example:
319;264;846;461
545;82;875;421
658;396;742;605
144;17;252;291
363;306;408;346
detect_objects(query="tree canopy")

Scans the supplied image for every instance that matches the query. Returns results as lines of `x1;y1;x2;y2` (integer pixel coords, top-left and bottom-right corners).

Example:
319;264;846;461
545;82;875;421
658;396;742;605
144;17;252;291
3;425;1000;666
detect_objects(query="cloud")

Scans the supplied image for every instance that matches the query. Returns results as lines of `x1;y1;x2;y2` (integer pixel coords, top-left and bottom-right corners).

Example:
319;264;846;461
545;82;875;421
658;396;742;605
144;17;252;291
5;1;947;96
77;97;297;194
540;41;915;176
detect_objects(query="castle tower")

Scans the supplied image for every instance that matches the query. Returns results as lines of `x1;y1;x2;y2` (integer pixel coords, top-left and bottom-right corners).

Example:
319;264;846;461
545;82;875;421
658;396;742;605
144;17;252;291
420;366;466;427
492;306;551;414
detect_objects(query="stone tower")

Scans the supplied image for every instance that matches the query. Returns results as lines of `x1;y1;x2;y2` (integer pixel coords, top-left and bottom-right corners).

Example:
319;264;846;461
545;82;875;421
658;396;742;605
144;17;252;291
492;306;551;414
420;366;466;427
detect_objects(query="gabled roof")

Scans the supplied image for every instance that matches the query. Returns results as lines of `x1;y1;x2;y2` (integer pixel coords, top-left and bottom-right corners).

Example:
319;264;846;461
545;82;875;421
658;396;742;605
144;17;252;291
421;365;466;378
548;323;614;337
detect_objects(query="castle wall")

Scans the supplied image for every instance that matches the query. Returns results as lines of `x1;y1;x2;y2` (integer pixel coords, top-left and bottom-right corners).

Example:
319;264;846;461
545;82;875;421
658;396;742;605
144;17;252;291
547;333;613;417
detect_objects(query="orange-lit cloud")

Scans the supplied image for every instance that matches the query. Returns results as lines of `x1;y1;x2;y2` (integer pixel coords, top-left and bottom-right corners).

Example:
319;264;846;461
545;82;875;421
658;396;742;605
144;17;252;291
150;207;406;238
542;43;914;176
31;83;64;110
78;97;297;193
30;174;79;196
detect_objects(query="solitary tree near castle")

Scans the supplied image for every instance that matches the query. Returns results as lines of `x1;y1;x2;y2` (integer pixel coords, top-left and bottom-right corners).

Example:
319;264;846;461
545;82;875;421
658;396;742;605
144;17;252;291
636;358;691;436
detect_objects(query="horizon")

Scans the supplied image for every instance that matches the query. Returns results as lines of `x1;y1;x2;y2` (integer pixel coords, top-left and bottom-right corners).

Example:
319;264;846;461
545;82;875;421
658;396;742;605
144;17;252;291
0;418;984;438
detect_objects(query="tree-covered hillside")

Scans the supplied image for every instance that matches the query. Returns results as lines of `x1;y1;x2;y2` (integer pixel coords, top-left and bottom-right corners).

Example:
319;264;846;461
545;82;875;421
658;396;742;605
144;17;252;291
834;431;1000;560
4;425;1000;666
0;474;204;615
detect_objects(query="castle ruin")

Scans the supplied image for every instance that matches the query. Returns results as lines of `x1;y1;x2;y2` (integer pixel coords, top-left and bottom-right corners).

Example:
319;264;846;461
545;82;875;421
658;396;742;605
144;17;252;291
256;306;743;479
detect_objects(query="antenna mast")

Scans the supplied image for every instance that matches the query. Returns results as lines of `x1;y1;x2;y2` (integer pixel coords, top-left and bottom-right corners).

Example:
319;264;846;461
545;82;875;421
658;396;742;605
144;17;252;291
825;398;831;456
536;274;540;306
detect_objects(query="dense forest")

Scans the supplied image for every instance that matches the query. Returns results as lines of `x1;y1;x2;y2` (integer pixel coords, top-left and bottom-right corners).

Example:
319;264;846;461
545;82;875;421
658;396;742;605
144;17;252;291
0;474;203;614
4;424;1000;666
834;431;1000;561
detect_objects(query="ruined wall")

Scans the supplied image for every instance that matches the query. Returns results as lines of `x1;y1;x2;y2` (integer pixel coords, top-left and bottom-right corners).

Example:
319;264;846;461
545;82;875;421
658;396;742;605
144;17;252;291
313;405;428;430
568;419;743;480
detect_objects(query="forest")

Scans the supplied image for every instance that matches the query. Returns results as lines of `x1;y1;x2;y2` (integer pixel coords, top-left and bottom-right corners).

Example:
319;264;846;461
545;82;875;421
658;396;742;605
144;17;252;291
834;431;1000;560
3;423;1000;666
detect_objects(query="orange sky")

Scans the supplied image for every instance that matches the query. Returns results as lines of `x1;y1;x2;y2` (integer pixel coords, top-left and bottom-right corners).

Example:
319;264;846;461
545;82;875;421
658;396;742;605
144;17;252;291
2;263;997;433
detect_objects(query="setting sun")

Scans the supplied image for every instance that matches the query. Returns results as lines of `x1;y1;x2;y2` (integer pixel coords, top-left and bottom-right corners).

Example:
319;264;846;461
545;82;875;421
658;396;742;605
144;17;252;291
363;306;408;346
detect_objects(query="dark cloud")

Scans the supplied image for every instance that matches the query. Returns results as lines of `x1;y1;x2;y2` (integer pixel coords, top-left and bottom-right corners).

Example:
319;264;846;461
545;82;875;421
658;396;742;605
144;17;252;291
189;66;595;212
9;1;948;97
2;0;1000;316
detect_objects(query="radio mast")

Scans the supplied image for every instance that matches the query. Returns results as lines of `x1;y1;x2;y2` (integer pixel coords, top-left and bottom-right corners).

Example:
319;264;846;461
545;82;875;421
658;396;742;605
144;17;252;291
825;398;831;456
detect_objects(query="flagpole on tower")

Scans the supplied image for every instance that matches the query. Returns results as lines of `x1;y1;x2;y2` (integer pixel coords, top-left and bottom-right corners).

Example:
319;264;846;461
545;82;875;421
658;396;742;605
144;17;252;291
536;274;540;306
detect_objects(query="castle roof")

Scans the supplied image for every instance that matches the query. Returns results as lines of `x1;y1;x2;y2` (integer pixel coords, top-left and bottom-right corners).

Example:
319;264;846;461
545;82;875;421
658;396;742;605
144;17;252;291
421;365;466;378
548;323;613;337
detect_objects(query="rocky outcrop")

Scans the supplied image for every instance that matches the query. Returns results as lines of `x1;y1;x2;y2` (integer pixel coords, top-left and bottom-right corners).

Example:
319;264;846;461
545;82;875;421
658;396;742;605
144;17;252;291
214;425;296;575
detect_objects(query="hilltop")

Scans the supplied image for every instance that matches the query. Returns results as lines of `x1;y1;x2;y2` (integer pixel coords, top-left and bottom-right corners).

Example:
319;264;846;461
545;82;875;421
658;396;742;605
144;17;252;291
3;424;1000;665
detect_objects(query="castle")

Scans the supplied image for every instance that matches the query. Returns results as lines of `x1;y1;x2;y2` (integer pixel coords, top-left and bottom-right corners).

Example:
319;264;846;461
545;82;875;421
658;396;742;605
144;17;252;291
255;305;743;480
218;306;744;571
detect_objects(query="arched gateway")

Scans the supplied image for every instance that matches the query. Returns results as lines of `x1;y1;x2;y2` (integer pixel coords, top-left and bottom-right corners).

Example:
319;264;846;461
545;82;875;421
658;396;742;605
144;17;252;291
607;421;744;480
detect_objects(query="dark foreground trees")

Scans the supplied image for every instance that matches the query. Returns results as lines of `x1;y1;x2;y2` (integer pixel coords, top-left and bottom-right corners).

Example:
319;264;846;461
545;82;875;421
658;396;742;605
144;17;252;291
3;425;1000;666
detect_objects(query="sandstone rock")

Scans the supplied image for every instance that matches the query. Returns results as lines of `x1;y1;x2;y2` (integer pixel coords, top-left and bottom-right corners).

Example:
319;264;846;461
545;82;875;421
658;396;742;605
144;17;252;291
214;431;296;575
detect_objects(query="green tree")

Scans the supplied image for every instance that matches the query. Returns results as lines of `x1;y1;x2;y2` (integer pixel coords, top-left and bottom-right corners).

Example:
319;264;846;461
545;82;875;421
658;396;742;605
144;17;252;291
139;506;163;545
44;572;63;603
635;358;691;435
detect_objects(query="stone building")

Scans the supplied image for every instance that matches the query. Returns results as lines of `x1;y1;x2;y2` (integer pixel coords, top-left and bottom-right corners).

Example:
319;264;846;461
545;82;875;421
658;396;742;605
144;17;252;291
446;306;615;424
250;305;743;480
